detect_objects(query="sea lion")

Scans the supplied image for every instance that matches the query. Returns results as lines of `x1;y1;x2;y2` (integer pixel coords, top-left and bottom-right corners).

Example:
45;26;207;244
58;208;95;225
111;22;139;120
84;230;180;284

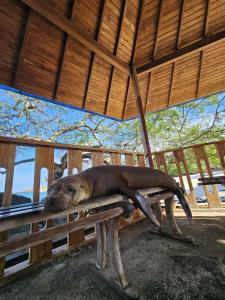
44;165;192;227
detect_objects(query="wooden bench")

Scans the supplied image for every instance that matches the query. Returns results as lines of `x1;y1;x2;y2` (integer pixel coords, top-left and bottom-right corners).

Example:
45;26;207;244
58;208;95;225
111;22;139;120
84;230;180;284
0;188;193;298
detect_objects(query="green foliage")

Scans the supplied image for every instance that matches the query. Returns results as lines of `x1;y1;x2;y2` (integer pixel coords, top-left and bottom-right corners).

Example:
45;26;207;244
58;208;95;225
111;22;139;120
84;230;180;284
0;90;224;155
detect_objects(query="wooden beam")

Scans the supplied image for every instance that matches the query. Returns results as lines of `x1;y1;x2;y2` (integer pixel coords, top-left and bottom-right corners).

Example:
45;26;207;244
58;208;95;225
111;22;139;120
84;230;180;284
177;0;185;49
167;0;184;107
204;0;211;37
167;62;176;107
152;0;163;58
83;0;108;108
131;65;154;168
122;77;130;120
137;28;225;75
12;8;32;87
105;0;128;115
144;72;151;113
0;208;124;257
122;0;144;119
196;0;211;98
53;0;76;100
20;0;130;75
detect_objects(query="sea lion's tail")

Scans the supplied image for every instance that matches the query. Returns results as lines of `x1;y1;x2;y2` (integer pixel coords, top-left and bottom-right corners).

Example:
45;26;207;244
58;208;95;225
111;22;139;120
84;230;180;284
175;185;192;223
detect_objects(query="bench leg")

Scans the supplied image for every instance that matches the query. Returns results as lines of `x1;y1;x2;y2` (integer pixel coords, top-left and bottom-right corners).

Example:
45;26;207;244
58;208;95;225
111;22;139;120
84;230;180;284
108;217;128;288
96;222;108;270
165;197;182;236
90;217;139;299
149;197;194;243
152;202;163;230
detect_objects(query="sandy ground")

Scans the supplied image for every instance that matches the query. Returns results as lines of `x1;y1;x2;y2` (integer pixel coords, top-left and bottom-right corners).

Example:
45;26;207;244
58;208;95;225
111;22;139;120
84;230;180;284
1;213;225;300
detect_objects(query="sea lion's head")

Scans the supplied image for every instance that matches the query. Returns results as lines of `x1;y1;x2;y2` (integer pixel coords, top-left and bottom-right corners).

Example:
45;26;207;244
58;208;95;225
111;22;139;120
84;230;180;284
44;175;89;212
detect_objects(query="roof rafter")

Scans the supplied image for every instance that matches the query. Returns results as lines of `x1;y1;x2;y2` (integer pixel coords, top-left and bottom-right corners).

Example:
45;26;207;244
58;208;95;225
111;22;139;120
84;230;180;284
12;7;32;87
167;0;185;107
83;0;108;109
123;0;145;119
105;0;128;116
152;0;163;59
137;28;225;75
20;0;131;76
53;0;76;100
196;0;211;98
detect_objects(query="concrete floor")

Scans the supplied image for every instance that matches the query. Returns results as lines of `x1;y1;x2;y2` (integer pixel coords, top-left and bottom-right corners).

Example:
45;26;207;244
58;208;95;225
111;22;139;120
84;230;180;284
1;210;225;300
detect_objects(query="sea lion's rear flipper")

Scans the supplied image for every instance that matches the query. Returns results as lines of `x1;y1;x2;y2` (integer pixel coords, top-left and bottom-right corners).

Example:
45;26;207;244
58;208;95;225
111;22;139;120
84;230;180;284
119;184;160;227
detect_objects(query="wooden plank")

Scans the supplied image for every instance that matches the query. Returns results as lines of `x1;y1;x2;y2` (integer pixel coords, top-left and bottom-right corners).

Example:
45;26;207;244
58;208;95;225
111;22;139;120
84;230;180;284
111;153;121;165
137;154;145;167
92;151;104;167
177;0;186;49
108;217;128;288
125;154;133;166
196;0;211;98
0;136;143;156
21;0;131;75
0;143;16;276
0;208;124;257
137;28;225;75
173;149;197;208
67;149;84;248
105;0;128;115
30;146;54;263
122;0;144;119
144;72;151;113
193;145;221;208
0;187;167;231
215;141;225;174
152;0;163;58
96;221;107;269
53;0;77;99
131;65;154;168
83;0;108;109
167;61;175;107
12;8;32;87
122;77;131;120
154;153;168;174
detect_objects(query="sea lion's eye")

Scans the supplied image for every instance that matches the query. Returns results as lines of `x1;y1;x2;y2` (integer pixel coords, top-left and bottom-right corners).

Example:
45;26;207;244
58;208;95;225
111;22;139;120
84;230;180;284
67;187;76;193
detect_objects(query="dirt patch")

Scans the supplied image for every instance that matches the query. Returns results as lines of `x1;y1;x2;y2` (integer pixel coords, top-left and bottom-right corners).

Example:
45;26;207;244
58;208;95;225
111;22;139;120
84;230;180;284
1;216;225;300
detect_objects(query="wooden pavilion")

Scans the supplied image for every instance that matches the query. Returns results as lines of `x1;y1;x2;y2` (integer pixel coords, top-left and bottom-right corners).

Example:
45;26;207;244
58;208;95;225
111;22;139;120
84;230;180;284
0;0;225;290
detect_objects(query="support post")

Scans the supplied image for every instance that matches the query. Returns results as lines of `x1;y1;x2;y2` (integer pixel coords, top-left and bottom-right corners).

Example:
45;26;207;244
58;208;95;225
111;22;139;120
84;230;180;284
131;65;154;168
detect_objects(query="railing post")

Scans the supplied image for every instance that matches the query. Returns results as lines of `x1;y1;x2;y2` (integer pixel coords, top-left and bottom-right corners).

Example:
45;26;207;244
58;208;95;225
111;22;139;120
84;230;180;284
67;149;85;248
30;146;54;263
0;143;16;276
131;65;154;168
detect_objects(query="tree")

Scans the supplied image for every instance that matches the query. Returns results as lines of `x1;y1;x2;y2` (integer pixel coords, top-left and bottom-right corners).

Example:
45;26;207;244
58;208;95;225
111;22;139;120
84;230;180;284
0;88;224;156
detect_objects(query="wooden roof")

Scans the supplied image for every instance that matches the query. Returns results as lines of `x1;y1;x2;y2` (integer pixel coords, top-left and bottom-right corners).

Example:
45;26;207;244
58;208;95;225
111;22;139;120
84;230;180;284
1;0;225;120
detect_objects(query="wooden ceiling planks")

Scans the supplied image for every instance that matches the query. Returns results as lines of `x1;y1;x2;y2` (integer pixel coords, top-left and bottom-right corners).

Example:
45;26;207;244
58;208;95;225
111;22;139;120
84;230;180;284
1;0;225;120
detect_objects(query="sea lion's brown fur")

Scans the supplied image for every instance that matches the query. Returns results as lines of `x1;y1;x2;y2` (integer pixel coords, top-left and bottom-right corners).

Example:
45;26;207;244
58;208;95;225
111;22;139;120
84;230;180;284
44;165;192;226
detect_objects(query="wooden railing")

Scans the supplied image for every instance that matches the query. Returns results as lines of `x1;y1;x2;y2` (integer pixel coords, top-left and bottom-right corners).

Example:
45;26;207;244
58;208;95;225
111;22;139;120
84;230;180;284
0;136;224;284
153;140;225;209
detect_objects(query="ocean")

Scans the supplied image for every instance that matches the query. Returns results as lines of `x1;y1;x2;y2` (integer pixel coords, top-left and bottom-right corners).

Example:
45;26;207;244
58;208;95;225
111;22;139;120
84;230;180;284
16;191;47;202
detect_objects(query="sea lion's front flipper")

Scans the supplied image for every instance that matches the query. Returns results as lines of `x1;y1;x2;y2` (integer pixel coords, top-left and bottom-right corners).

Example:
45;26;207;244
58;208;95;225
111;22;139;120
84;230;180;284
119;184;160;227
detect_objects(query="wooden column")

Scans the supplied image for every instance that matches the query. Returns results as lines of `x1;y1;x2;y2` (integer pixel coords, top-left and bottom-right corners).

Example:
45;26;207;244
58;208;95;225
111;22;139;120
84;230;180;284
67;149;85;248
0;143;16;276
30;146;54;263
131;65;154;168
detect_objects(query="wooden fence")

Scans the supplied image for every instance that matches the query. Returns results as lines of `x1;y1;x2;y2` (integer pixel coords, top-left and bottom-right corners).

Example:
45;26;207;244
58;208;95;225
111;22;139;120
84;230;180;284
0;136;224;283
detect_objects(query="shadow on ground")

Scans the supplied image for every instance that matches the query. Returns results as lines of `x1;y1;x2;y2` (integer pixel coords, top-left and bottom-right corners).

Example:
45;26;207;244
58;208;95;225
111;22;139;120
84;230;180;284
1;215;225;300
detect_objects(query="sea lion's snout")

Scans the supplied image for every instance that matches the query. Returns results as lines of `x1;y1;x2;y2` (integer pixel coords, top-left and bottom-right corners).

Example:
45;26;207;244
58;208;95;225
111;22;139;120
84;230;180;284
43;177;89;213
